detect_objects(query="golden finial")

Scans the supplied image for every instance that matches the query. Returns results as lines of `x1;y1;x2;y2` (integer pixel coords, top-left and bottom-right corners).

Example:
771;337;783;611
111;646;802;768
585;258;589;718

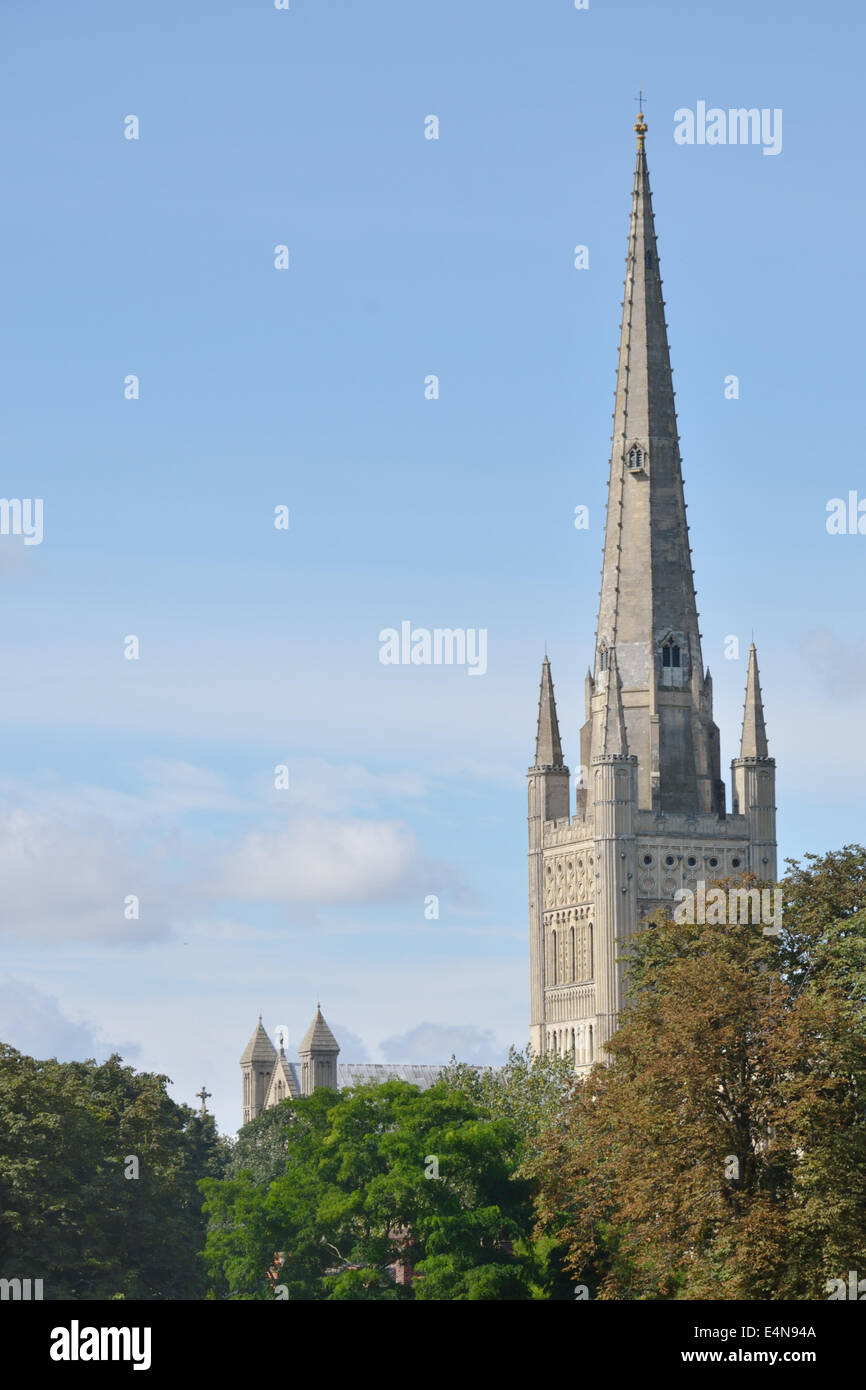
634;85;647;150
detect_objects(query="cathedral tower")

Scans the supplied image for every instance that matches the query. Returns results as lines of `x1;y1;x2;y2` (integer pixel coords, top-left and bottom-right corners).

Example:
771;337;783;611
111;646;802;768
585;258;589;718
239;1016;277;1125
298;1005;340;1096
528;107;777;1066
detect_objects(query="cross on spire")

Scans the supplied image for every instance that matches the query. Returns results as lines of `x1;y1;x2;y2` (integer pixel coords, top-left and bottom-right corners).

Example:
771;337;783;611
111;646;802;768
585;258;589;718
634;87;648;148
196;1085;212;1116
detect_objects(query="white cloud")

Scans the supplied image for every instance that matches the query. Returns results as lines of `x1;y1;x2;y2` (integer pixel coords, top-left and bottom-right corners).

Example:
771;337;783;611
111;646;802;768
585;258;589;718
0;806;171;942
276;759;428;814
0;978;138;1062
0;759;472;941
221;815;440;904
136;759;253;814
326;1020;370;1061
379;1021;507;1065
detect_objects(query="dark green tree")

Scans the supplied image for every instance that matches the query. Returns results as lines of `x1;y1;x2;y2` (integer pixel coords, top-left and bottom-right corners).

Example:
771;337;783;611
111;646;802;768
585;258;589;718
202;1078;545;1299
0;1048;229;1299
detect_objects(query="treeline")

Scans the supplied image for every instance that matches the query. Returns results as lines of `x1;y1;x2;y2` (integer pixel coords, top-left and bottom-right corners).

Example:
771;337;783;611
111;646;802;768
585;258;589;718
0;1051;228;1298
2;846;865;1299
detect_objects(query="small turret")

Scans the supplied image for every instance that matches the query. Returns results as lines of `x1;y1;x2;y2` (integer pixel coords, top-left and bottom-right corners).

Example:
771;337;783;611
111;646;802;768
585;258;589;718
530;657;570;822
731;643;777;881
240;1016;277;1125
592;648;638;1059
535;657;564;768
600;649;629;757
528;656;572;1054
739;643;769;758
299;1005;340;1096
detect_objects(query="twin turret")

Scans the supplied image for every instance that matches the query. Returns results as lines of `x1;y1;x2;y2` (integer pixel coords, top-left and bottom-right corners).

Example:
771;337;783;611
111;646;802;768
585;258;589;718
239;1005;341;1125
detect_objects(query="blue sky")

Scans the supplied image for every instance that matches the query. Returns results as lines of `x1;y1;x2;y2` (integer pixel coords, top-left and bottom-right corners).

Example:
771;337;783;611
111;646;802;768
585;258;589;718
1;0;864;1133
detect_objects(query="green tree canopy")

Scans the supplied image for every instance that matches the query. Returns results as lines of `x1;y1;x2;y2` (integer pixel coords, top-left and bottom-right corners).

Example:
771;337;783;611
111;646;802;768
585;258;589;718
202;1071;568;1300
0;1048;228;1299
530;846;866;1300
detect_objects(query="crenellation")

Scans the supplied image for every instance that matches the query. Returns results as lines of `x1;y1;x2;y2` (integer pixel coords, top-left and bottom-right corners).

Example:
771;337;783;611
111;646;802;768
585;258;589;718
634;809;751;838
543;820;592;845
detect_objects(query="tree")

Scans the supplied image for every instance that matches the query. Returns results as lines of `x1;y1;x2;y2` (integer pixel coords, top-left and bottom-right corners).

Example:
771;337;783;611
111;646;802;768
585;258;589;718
530;847;866;1300
202;1078;543;1299
0;1047;229;1299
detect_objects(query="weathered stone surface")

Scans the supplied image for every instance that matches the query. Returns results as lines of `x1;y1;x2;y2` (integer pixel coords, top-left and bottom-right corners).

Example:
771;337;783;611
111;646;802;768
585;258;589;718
529;115;777;1070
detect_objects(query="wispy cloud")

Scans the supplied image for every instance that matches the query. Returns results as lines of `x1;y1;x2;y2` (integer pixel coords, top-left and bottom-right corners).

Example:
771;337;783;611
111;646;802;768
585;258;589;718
0;978;138;1062
379;1021;507;1065
800;627;866;700
220;815;443;905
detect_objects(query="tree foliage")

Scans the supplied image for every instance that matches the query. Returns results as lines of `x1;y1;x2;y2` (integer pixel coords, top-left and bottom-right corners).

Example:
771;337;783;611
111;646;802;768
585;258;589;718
202;1071;569;1300
7;845;865;1302
0;1048;229;1299
530;846;866;1299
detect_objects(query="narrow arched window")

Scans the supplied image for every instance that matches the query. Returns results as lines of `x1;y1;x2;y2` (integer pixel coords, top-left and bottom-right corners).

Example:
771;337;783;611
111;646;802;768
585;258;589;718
599;644;608;672
662;637;680;668
628;446;642;470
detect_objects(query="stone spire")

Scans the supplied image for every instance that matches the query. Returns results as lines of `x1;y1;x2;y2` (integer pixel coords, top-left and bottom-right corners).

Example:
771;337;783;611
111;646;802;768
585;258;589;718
240;1016;277;1126
239;1015;277;1066
739;643;769;757
534;656;564;768
586;108;722;816
299;1005;340;1096
600;649;629;757
299;1005;340;1055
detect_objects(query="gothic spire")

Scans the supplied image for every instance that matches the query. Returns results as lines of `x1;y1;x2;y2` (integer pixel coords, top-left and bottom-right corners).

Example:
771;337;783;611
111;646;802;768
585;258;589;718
600;648;629;756
739;642;769;757
534;656;564;768
587;109;720;815
299;1005;340;1055
239;1017;277;1066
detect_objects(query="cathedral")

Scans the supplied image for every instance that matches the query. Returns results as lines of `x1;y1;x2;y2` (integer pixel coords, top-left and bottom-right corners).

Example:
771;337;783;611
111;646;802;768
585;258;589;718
239;108;778;1126
527;108;777;1070
240;1007;445;1125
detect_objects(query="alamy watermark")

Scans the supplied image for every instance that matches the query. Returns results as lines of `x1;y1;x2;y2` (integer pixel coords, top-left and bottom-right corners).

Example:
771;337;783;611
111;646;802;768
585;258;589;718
379;622;487;676
0;498;43;545
674;882;781;935
674;103;782;157
50;1322;152;1370
826;491;866;535
826;1271;866;1300
0;1277;43;1300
